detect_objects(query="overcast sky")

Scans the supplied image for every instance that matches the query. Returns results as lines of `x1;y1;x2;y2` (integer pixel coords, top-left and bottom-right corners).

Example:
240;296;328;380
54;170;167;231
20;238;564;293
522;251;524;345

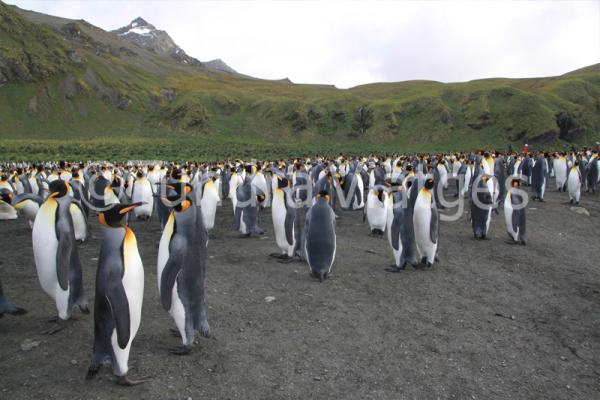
7;0;600;88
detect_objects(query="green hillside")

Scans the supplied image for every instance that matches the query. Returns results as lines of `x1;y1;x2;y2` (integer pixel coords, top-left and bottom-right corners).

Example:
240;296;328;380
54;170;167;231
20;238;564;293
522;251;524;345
1;1;599;160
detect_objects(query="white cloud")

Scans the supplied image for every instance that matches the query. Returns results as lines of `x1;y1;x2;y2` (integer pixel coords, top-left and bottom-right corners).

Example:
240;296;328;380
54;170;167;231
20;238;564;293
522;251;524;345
7;0;600;88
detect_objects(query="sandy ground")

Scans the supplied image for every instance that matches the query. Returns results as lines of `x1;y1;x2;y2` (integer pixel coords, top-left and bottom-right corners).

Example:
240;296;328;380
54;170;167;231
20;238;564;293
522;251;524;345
1;183;599;400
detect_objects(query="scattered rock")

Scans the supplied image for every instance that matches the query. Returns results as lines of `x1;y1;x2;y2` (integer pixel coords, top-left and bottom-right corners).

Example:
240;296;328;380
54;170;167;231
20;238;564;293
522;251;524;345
21;339;40;351
264;296;276;303
70;359;78;365
570;207;590;217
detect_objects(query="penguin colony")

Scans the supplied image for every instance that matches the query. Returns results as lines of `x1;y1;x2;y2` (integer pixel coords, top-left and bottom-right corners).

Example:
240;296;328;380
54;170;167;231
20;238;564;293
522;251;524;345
0;148;599;385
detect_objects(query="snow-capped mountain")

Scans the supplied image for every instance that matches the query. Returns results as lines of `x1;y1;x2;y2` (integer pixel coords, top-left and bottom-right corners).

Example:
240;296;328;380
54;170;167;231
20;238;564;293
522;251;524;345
111;17;237;73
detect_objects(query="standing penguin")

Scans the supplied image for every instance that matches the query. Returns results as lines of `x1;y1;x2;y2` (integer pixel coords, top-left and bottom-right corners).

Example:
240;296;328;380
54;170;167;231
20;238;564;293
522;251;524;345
200;176;219;231
567;161;582;204
504;179;526;245
0;277;27;317
554;154;568;191
366;187;388;235
385;185;418;271
131;171;154;220
32;180;88;334
157;185;210;355
413;177;439;267
531;154;548;201
470;175;494;240
234;172;265;236
303;191;336;281
87;203;148;385
270;176;298;260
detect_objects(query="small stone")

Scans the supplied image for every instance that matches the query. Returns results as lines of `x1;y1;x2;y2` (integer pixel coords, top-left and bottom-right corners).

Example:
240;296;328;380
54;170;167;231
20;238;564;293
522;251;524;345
70;359;78;365
264;296;276;303
20;339;40;351
560;356;567;361
313;376;322;381
510;315;515;320
570;207;590;217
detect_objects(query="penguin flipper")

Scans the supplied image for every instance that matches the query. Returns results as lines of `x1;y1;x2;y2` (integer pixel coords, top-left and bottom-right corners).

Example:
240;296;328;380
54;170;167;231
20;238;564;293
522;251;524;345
160;254;183;311
390;218;401;251
56;229;73;291
429;206;439;245
106;281;130;349
284;207;296;246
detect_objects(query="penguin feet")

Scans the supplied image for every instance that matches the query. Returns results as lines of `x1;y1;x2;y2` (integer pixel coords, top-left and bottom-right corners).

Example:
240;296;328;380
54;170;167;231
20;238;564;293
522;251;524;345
504;239;519;245
86;364;102;380
42;320;64;335
169;346;192;356
424;261;434;269
269;253;285;259
116;374;152;386
198;319;211;338
78;304;90;314
385;264;405;273
519;240;527;246
169;328;182;338
46;315;59;323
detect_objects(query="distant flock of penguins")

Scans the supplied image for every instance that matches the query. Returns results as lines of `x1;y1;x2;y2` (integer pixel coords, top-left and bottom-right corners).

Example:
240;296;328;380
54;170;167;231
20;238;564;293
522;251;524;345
0;147;599;385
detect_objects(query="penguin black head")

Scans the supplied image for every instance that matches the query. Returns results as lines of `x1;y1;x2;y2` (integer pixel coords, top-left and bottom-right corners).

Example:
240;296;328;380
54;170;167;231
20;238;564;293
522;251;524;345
245;165;253;174
0;189;12;204
316;190;331;203
424;177;435;190
99;203;143;227
136;170;144;179
277;176;289;188
171;168;182;180
48;180;70;199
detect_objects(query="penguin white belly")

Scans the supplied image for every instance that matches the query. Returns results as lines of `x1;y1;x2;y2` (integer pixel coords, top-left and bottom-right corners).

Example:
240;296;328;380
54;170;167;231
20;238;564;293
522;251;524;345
272;194;289;253
113;229;144;376
32;199;69;318
201;184;219;231
413;196;437;262
169;280;188;344
555;161;567;188
0;202;18;220
354;175;365;209
567;172;580;202
70;203;87;241
239;210;248;234
157;213;174;288
132;180;153;218
17;199;39;228
504;195;518;241
366;192;387;231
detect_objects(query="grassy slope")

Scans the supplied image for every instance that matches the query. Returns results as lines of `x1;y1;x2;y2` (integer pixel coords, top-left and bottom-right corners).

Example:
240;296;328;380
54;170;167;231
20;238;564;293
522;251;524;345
1;1;599;160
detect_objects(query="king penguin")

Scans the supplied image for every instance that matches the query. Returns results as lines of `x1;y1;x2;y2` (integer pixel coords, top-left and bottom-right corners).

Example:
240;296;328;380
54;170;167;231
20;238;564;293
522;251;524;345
504;179;526;245
13;193;42;228
87;202;148;385
32;180;88;334
131;171;154;220
303;191;336;281
385;184;418;271
200;176;219;232
413;177;439;267
470;175;494;240
157;184;210;355
567;161;582;204
270;175;298;260
0;189;17;220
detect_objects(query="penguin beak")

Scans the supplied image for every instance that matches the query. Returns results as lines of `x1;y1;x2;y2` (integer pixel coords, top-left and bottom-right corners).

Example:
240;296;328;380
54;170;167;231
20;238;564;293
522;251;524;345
119;202;144;214
48;191;60;199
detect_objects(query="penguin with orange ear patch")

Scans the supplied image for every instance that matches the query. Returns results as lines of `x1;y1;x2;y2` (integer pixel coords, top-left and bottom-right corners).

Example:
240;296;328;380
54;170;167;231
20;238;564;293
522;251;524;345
87;202;148;386
413;176;439;267
157;183;210;355
303;190;336;281
470;174;493;240
32;180;89;334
